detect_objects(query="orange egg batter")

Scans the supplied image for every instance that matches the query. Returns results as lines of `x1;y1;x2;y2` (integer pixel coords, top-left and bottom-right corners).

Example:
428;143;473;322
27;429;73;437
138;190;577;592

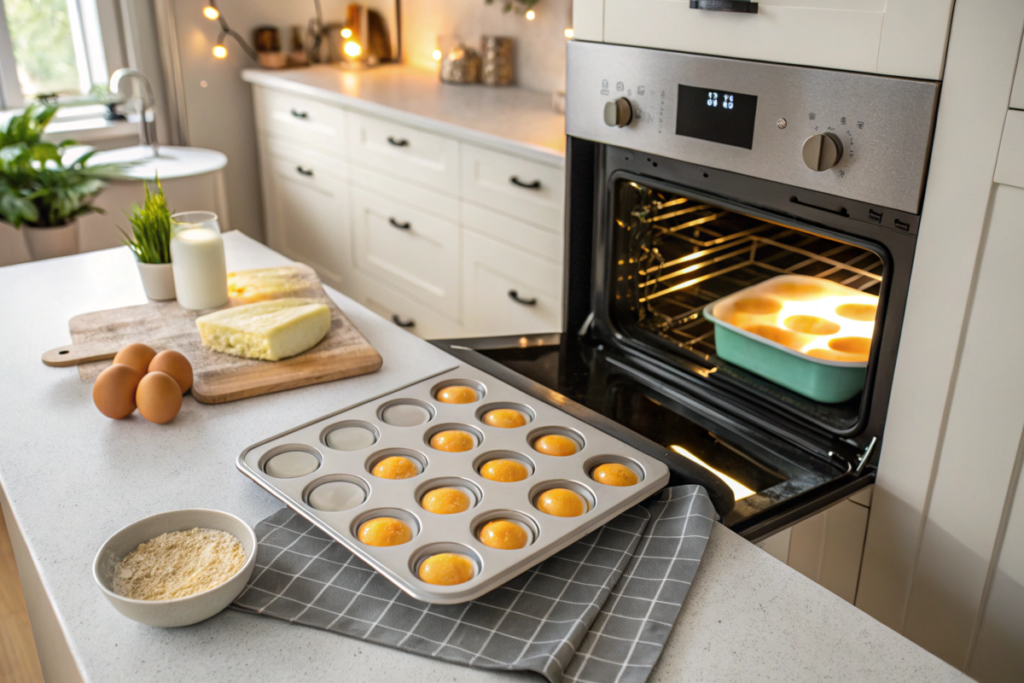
835;302;877;322
372;456;420;479
482;409;528;429
591;463;639;487
479;459;530;483
421;487;471;514
358;518;413;547
436;385;479;404
429;430;476;452
479;520;529;550
418;553;475;585
783;315;841;336
533;434;579;457
536;488;587;517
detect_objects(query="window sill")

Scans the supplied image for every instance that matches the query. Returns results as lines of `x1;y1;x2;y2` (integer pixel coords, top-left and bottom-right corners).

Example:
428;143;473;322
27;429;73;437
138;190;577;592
43;117;138;146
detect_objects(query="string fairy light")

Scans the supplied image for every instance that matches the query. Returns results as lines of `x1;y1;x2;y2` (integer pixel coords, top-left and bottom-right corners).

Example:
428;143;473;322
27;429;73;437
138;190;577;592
202;1;258;60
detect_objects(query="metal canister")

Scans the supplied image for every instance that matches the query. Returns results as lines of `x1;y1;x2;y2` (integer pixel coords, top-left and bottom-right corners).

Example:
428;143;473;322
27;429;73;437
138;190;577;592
440;46;481;84
481;36;514;86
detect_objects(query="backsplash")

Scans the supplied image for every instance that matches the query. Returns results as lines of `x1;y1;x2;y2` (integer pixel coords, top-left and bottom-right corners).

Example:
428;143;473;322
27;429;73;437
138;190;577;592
403;0;573;94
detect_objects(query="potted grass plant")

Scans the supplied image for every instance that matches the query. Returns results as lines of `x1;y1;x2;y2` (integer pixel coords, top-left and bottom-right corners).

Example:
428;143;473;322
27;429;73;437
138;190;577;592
0;104;121;260
121;178;175;300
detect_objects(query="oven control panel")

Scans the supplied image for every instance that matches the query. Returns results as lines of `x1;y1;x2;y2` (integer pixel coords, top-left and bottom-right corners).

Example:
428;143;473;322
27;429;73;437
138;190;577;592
566;41;940;215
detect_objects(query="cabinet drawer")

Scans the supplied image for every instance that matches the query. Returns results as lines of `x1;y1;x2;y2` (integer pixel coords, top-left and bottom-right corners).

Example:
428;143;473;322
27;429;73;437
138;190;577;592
354;272;468;341
254;87;347;156
600;0;954;79
461;144;565;230
259;139;352;291
462;203;563;263
351;188;461;319
462;231;563;336
348;113;460;194
351;166;459;222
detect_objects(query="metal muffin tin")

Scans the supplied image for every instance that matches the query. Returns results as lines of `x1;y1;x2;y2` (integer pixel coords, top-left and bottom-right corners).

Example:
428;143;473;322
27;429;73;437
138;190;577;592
237;365;670;604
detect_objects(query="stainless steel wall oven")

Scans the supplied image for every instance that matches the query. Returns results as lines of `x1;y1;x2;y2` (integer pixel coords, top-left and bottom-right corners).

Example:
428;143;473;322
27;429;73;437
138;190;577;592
435;42;940;540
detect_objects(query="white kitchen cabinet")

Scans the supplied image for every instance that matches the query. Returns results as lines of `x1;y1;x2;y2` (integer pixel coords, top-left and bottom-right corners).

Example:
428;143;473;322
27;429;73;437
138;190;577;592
252;82;566;339
351;188;462;319
460;143;566;231
253;87;348;157
580;0;955;80
462;231;563;336
259;137;352;292
347;112;461;195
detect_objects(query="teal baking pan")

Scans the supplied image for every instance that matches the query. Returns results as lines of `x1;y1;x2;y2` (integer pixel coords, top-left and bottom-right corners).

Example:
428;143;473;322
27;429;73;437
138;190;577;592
703;275;873;404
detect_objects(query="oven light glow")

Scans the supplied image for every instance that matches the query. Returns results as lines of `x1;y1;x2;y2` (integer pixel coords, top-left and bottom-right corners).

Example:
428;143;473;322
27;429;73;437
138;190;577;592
671;445;756;501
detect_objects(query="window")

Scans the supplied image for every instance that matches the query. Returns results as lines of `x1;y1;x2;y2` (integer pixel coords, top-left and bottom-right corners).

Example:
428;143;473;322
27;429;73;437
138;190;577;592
0;0;124;109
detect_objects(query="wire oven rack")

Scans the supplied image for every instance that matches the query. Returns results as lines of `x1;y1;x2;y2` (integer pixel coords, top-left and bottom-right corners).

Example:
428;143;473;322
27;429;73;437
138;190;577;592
621;183;884;357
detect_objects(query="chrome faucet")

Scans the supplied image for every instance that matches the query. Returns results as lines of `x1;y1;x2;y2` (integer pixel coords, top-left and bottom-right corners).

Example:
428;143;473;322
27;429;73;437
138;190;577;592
109;68;159;157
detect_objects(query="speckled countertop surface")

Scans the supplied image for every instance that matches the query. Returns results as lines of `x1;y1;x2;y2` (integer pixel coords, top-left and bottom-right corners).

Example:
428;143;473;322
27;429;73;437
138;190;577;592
242;64;565;165
0;233;965;681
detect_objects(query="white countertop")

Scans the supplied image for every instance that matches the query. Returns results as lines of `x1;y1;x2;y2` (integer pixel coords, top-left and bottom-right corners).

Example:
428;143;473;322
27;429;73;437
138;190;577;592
242;64;566;165
0;233;964;682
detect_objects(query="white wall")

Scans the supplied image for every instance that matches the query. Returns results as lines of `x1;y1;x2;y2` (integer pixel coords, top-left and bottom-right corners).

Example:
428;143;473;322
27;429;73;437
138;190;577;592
403;0;572;95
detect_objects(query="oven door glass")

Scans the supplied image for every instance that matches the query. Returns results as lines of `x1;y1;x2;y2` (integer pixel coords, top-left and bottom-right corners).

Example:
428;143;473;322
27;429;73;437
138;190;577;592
606;177;888;433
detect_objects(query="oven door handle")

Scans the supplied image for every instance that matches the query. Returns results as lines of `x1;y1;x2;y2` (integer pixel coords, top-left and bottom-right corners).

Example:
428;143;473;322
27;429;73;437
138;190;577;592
508;290;538;306
689;0;758;12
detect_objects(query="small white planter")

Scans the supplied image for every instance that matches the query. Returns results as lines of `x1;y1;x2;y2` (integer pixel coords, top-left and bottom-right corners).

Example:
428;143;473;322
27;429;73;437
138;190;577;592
22;221;80;261
137;261;176;301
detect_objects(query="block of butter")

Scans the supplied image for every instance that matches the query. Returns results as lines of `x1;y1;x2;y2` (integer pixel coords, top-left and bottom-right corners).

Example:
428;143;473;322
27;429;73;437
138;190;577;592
227;267;317;303
196;298;331;361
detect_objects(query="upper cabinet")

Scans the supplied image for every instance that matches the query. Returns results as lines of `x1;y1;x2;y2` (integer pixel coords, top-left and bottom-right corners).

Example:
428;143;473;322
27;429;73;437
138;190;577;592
573;0;956;80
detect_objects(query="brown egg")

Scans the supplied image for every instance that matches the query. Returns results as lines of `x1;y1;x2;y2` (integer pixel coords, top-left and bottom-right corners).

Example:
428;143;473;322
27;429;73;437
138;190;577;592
112;343;156;376
135;371;183;424
533;434;579;457
148;350;193;393
436;385;479;404
483;409;528;429
92;364;143;419
592;463;639;487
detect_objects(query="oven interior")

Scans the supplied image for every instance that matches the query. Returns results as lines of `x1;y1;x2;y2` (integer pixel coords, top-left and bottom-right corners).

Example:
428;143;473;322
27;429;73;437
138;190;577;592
606;177;887;433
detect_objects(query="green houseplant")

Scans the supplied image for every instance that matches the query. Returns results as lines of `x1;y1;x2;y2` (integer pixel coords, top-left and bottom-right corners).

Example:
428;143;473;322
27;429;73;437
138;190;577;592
121;177;176;300
0;103;121;260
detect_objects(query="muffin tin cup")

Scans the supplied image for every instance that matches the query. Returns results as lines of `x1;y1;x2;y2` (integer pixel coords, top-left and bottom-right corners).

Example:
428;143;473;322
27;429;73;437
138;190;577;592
238;364;670;604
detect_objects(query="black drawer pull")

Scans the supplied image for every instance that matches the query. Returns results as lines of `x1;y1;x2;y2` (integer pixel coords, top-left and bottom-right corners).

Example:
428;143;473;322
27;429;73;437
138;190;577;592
510;176;542;190
689;0;758;12
388;217;411;230
387;136;409;147
290;109;309;118
508;290;537;306
296;166;314;176
392;314;415;328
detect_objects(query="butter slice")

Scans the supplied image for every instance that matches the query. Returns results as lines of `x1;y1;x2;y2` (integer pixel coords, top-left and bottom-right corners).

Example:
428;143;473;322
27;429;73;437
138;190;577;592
227;267;316;303
196;298;331;361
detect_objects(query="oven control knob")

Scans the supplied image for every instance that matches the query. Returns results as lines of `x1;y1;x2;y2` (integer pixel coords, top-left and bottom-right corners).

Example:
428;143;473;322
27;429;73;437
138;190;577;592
604;98;633;128
802;133;844;171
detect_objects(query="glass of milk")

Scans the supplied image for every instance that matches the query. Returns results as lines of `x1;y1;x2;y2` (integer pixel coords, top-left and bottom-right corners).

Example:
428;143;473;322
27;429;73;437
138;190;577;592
170;212;229;311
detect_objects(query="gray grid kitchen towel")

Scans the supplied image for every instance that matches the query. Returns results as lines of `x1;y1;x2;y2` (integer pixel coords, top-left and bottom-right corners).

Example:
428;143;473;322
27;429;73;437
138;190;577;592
233;485;715;683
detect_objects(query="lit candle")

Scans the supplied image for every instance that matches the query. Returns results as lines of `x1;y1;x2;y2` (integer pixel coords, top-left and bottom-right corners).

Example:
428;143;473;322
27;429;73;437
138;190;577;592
170;212;228;311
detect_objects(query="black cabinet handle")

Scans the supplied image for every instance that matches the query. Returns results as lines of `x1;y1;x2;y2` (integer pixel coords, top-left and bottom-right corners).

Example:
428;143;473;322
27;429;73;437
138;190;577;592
387;136;409;147
510;176;542;190
291;109;309;118
392;314;415;328
388;217;411;230
508;290;538;306
296;166;314;176
689;0;758;12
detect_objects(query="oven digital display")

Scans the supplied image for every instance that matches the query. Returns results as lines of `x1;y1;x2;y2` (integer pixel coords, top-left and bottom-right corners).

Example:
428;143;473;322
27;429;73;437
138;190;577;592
675;85;758;149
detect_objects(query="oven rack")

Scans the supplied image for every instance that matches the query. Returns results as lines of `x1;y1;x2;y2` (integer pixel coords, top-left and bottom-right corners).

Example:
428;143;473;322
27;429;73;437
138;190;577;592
628;193;883;356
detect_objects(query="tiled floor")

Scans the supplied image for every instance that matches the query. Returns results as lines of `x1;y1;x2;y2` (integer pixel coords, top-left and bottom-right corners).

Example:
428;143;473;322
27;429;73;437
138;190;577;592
0;506;44;683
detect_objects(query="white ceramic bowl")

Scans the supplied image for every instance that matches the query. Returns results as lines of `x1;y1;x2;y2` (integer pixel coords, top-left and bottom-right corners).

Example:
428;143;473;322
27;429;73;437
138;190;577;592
93;509;258;628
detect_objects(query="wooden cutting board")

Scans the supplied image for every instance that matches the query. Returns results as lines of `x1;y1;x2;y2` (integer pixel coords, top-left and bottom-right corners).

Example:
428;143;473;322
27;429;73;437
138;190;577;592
42;264;383;404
